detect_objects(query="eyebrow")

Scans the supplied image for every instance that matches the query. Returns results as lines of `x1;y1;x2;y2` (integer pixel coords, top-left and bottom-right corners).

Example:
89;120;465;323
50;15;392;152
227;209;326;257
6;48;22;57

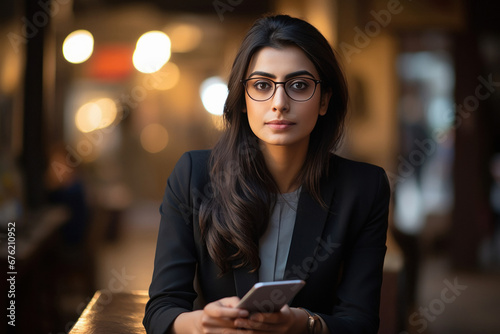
247;70;316;80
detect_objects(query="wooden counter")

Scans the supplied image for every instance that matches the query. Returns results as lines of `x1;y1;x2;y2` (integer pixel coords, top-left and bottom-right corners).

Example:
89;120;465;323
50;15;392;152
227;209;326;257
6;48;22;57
69;290;148;334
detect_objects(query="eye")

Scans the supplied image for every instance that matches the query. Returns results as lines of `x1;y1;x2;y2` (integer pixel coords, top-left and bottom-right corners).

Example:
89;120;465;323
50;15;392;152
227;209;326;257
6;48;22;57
252;80;273;91
288;79;310;91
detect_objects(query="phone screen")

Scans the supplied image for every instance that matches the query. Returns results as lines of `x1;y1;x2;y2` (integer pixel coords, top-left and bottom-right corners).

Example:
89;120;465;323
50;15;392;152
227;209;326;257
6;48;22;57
236;280;305;313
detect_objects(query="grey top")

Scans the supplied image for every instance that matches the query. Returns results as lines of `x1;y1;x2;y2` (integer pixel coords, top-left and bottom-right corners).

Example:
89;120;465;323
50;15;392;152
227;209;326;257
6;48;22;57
259;187;301;282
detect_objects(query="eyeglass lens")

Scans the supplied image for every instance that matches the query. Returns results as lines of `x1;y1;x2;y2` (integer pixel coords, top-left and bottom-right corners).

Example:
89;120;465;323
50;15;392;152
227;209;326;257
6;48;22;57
244;77;318;101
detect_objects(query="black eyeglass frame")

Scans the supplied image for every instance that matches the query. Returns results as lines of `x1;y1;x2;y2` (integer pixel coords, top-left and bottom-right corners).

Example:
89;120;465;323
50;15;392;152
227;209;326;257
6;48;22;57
241;77;322;102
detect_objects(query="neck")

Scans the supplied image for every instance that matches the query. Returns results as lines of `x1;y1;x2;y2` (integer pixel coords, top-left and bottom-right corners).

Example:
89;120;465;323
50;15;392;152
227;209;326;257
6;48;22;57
260;141;308;194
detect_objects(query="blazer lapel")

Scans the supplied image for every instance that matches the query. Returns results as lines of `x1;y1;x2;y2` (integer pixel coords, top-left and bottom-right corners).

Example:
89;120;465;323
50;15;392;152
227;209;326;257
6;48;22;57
232;157;336;291
284;173;336;281
233;265;259;297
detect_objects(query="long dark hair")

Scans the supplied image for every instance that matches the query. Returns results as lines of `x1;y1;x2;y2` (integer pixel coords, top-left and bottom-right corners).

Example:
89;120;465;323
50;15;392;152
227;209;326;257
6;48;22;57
199;14;348;274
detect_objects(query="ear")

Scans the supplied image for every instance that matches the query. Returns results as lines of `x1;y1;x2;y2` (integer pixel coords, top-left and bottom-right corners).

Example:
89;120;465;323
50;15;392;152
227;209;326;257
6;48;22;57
319;89;332;116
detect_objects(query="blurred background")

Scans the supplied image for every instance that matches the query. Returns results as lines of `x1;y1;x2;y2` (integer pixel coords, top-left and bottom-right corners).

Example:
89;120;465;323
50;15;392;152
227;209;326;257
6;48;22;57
1;0;500;333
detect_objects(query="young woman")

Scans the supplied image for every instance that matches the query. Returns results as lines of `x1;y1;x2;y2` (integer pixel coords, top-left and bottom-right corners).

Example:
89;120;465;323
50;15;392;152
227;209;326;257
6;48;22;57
144;14;390;334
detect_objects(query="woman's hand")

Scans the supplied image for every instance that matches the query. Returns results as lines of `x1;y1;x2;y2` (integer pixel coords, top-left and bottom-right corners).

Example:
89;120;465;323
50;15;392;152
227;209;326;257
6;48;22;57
233;305;308;334
198;297;250;333
172;298;308;334
171;297;249;334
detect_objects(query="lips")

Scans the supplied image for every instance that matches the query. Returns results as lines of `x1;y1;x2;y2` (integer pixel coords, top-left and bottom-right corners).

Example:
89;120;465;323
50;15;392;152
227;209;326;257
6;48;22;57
266;120;295;125
265;119;295;130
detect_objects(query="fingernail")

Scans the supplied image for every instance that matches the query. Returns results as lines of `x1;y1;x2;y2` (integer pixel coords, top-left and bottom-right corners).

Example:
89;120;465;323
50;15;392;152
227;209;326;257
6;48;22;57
238;310;249;318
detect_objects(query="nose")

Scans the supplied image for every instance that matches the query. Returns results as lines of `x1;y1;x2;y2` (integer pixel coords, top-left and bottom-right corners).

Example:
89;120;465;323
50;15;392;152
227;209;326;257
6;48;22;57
271;84;289;112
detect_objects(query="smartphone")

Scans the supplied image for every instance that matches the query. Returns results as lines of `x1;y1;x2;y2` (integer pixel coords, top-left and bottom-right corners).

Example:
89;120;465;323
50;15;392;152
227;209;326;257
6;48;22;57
236;280;305;313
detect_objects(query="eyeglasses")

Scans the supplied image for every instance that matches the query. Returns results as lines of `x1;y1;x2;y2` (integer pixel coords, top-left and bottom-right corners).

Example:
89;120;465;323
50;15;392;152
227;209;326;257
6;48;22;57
241;77;321;102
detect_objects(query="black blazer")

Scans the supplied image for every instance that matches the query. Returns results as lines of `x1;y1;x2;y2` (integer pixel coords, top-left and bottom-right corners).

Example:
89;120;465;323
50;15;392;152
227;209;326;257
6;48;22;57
144;150;390;334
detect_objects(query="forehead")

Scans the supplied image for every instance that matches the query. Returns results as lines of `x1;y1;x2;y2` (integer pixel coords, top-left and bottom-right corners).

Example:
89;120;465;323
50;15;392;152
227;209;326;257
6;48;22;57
246;45;319;78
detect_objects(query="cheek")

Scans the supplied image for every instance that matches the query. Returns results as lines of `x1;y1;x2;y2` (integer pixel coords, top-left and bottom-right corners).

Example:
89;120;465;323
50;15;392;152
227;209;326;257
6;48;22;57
305;114;320;133
302;101;323;128
245;107;260;136
245;100;264;126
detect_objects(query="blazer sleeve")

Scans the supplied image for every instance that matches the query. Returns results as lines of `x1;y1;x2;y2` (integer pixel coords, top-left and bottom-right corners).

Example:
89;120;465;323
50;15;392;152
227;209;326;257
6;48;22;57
143;152;199;334
321;167;390;334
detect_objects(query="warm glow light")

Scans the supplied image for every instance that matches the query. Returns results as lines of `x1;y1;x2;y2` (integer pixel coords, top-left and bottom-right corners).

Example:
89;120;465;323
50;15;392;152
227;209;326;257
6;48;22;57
63;30;94;64
140;123;169;153
75;98;117;133
1;49;21;94
133;31;171;73
168;24;202;53
75;102;101;133
94;98;117;128
149;62;180;90
200;77;228;116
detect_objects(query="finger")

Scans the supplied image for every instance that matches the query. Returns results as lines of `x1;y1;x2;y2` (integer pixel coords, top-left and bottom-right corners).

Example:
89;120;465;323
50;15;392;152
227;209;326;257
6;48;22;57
219;297;249;318
234;317;275;332
218;296;242;308
256;304;292;322
280;304;290;313
201;313;236;329
204;299;248;319
249;312;281;323
236;308;290;331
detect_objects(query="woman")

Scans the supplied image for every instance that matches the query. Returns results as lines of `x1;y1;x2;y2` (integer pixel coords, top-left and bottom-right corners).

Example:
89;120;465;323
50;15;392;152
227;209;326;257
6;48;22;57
144;14;390;334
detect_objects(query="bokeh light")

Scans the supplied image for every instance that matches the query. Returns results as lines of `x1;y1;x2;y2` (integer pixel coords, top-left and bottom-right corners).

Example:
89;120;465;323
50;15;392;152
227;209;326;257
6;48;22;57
75;102;101;133
75;98;117;133
200;77;228;116
168;24;203;53
1;48;22;94
133;31;171;73
63;30;94;64
94;98;118;129
140;123;169;153
149;62;180;90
